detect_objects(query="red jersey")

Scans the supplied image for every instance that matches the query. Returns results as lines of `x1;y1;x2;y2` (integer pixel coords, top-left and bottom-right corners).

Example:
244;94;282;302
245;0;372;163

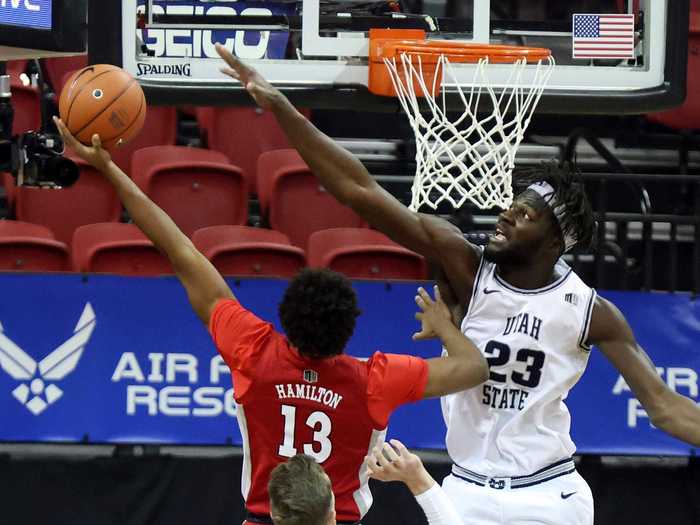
209;299;428;522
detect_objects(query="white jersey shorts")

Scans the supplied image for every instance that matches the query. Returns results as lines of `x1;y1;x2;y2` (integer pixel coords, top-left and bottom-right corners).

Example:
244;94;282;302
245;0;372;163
442;467;593;525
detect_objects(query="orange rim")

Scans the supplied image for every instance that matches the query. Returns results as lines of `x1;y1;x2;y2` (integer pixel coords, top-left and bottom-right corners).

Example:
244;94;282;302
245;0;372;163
369;28;552;64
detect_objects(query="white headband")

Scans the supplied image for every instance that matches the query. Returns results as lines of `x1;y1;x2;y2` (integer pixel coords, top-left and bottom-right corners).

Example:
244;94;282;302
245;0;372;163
526;182;577;252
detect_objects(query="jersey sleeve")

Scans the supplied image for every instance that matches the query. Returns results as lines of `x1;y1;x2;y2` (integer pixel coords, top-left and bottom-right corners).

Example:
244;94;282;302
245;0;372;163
414;484;465;525
209;299;274;398
366;351;429;428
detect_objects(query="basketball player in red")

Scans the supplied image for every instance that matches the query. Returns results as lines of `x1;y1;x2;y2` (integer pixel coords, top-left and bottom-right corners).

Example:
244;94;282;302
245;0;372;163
53;117;489;525
214;44;700;525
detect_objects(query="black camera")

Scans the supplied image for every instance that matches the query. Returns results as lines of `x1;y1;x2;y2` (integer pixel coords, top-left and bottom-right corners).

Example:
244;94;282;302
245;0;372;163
12;131;79;187
0;73;79;188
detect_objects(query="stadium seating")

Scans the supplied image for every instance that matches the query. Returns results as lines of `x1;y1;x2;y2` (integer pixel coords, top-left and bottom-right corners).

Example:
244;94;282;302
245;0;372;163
72;223;172;275
197;107;310;193
257;149;365;248
6;60;27;81
10;80;41;135
131;145;229;172
2;172;17;210
108;106;179;174
307;227;427;280
0;220;70;272
132;146;248;237
43;55;88;94
192;225;305;277
15;156;122;245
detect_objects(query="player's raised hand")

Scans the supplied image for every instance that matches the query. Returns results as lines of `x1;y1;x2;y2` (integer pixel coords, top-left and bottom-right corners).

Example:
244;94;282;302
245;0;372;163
53;116;112;172
215;42;282;110
413;285;452;341
365;439;435;495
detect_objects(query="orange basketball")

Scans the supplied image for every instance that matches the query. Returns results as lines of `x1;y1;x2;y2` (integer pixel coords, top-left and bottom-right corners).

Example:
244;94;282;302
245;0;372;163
59;64;147;150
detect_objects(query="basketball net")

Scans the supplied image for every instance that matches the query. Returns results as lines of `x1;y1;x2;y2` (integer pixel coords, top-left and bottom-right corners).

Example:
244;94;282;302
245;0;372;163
384;53;555;211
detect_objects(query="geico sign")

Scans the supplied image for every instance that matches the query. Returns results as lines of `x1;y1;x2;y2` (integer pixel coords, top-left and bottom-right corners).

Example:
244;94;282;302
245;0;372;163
137;4;274;60
111;352;235;417
1;0;41;11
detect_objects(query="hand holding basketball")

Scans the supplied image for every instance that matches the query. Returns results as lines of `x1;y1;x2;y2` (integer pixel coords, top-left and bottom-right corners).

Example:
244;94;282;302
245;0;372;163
53;116;112;173
413;285;452;341
58;64;146;150
215;43;282;110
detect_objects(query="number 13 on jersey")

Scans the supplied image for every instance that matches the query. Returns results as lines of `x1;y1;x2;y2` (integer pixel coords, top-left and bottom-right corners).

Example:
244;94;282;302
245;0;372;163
278;404;333;462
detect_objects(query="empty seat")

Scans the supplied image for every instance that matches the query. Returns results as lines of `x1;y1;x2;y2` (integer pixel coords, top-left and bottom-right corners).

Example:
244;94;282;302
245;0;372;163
192;225;305;277
257;149;365;248
43;55;88;94
198;107;310;193
10;80;40;134
131;145;229;175
110;105;179;174
15;156;122;245
308;228;426;280
132;147;248;237
0;220;70;272
72;223;172;275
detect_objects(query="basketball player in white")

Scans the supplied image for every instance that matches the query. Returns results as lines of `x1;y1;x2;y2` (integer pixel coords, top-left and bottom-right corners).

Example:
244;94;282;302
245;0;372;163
216;44;700;524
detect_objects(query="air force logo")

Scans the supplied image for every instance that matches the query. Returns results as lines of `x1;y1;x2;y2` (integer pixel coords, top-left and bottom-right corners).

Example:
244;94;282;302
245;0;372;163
0;303;96;415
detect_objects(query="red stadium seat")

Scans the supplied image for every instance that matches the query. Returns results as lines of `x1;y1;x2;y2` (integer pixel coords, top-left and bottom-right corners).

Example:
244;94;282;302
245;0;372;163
192;225;305;277
131;145;229;174
10;80;40;135
43;55;88;94
308;228;426;280
132;148;248;237
646;0;700;129
257;149;365;248
15;156;122;245
0;220;70;272
197;106;310;193
6;60;27;82
2;172;17;211
72;223;172;275
108;105;179;174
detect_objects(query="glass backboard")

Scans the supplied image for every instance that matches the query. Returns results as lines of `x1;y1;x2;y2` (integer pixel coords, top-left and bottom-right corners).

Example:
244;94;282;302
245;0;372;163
88;0;690;113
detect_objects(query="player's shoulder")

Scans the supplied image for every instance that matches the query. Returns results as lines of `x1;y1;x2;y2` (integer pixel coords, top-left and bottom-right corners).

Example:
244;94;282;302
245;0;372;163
555;258;594;292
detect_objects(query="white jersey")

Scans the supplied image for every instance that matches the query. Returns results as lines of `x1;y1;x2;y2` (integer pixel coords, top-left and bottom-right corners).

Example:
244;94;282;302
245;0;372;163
442;255;596;477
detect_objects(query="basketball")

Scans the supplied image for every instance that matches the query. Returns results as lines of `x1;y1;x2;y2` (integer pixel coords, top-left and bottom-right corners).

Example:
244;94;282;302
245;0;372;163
58;64;147;150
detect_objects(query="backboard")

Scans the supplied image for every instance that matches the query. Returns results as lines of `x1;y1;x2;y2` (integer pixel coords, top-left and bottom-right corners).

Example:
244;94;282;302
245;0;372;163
89;0;689;114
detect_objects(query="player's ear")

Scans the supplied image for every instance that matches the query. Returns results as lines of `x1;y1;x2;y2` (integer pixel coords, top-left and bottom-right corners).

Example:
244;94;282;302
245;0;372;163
545;216;564;255
547;234;564;259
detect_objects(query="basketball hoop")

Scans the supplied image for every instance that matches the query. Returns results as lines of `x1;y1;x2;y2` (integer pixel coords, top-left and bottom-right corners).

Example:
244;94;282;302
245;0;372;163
369;29;555;211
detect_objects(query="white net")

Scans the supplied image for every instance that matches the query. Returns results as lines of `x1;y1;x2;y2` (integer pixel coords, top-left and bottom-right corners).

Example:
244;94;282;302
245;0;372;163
384;52;555;211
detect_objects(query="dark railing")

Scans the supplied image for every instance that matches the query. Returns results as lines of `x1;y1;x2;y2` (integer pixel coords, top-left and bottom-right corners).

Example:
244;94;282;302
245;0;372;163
566;172;699;297
374;169;699;297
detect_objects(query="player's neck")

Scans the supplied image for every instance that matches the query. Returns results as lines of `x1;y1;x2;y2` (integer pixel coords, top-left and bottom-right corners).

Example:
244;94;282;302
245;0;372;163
496;261;556;290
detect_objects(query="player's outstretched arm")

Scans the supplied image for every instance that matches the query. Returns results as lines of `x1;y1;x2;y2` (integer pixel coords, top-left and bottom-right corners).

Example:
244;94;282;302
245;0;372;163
215;43;480;306
54;117;234;324
366;439;464;525
414;286;489;398
589;296;700;446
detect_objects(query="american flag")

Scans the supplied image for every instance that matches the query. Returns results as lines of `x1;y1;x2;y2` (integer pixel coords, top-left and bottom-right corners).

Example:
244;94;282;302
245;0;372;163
572;14;635;59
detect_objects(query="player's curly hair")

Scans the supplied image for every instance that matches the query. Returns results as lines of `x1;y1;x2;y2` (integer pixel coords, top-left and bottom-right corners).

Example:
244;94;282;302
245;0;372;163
279;268;361;359
516;161;596;252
